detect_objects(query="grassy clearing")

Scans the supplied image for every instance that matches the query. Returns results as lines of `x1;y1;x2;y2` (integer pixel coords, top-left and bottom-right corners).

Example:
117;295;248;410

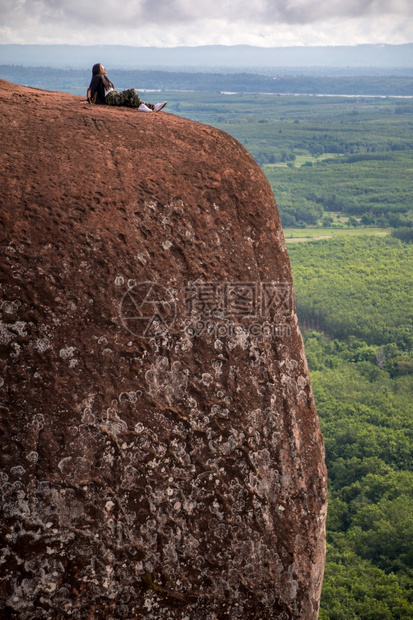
283;227;391;242
265;153;338;168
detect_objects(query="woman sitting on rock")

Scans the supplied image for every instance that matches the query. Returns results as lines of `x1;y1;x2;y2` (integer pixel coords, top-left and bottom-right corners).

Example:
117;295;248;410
87;64;167;113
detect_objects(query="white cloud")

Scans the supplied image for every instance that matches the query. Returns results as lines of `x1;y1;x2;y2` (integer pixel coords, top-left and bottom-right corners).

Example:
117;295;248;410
0;0;412;45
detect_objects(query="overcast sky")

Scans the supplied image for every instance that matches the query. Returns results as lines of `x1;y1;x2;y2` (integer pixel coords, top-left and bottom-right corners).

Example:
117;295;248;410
0;0;412;47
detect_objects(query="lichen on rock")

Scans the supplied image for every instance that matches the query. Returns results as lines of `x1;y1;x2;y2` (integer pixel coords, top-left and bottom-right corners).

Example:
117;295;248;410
0;80;327;619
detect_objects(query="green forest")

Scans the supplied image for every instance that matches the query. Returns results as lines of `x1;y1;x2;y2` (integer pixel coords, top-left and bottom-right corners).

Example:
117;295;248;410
3;68;412;617
288;238;413;619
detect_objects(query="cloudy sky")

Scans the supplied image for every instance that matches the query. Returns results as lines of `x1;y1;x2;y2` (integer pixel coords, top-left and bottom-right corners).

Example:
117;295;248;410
0;0;412;47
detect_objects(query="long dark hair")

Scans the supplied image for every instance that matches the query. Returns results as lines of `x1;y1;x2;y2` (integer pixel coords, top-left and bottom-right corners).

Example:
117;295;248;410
92;63;114;90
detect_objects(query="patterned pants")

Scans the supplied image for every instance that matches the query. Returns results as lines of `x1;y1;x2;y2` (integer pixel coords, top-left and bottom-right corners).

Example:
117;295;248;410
105;89;154;110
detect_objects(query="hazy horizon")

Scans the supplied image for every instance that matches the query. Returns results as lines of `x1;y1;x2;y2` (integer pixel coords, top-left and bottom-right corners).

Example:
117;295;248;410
1;43;412;72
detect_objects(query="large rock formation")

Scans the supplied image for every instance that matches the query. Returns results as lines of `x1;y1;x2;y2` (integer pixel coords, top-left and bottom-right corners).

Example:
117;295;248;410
0;80;327;619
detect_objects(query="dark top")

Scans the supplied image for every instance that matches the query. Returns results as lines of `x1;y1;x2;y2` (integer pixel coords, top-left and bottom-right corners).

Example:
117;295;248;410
89;74;107;105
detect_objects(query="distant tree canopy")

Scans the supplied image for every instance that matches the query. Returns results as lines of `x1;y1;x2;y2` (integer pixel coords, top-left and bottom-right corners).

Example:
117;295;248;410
288;236;413;349
288;235;413;619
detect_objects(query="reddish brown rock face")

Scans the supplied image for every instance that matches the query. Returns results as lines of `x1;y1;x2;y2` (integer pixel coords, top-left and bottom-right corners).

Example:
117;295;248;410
0;80;327;619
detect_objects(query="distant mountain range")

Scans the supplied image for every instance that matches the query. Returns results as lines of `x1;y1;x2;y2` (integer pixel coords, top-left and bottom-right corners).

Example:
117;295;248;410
1;43;412;70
